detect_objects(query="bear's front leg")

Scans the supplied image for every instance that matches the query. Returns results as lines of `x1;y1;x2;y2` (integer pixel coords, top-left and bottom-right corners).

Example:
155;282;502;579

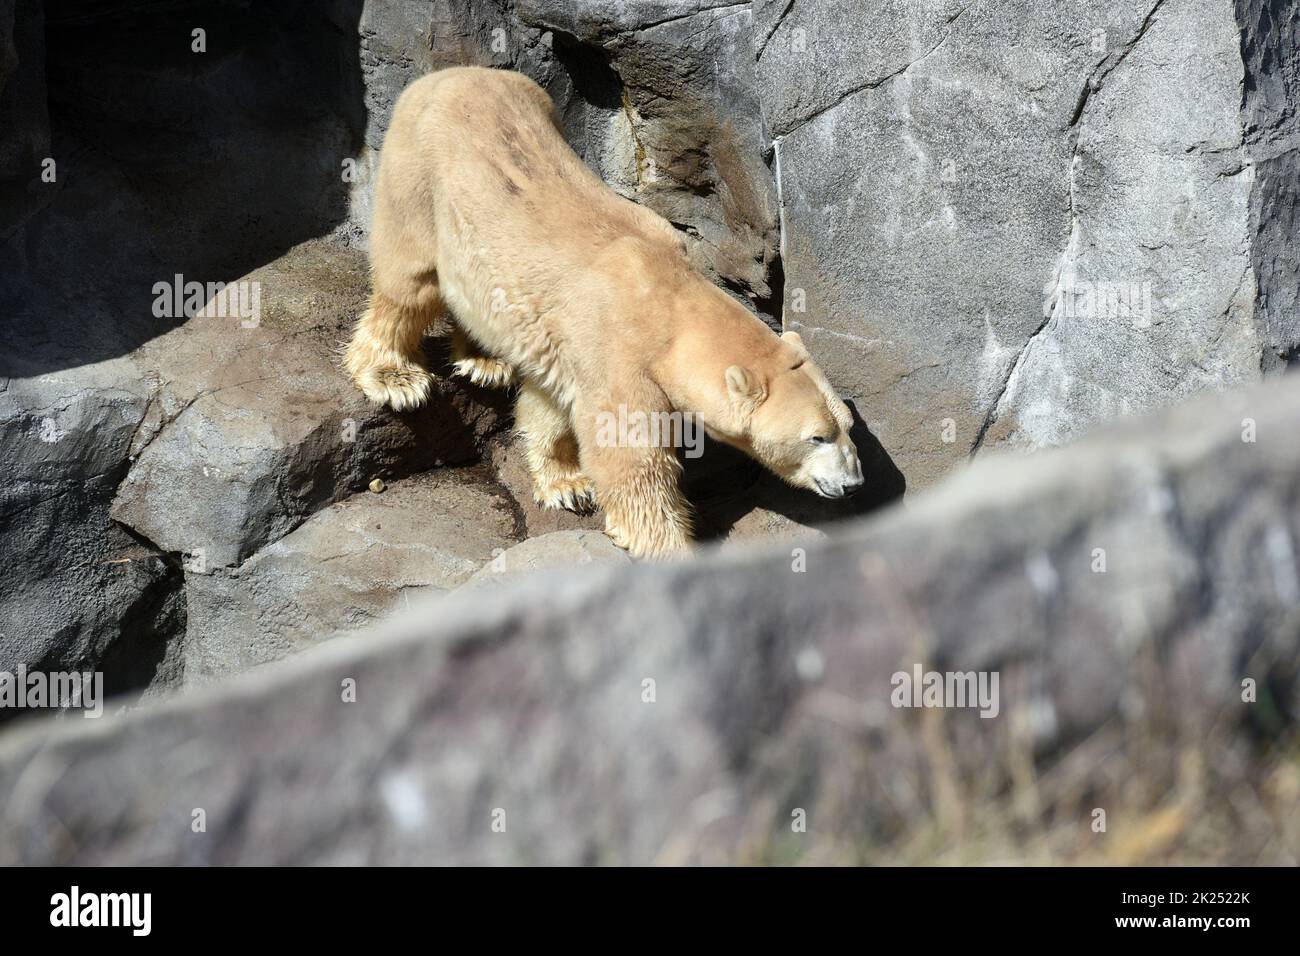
345;290;443;411
574;395;693;560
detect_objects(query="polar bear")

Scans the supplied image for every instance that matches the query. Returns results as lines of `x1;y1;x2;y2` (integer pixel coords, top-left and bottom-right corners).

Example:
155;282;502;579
345;67;863;558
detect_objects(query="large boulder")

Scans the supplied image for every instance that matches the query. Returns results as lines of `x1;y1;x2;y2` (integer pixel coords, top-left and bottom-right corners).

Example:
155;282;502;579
0;355;180;684
184;471;520;685
462;529;630;589
1;374;1296;865
110;239;504;574
103;239;510;689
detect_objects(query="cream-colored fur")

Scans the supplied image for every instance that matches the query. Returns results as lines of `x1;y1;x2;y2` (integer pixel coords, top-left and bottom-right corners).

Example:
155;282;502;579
345;66;863;558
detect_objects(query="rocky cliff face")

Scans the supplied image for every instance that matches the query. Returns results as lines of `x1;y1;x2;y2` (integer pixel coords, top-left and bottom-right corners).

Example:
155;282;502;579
0;0;1297;841
764;0;1282;477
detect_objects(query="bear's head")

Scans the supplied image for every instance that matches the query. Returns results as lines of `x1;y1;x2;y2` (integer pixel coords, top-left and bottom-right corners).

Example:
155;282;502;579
719;331;864;499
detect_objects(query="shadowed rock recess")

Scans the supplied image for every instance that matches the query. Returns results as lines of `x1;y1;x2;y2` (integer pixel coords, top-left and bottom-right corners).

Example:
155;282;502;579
1;377;1298;865
0;1;1297;861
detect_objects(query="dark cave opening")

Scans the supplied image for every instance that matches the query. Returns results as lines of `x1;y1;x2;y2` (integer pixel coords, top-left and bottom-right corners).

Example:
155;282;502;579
1;0;368;376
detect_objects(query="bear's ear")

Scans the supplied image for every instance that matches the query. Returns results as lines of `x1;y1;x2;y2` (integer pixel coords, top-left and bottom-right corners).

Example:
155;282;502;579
781;330;810;362
725;365;765;408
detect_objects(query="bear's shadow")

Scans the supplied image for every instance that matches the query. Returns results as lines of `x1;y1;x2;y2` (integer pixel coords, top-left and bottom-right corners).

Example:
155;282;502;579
684;400;905;543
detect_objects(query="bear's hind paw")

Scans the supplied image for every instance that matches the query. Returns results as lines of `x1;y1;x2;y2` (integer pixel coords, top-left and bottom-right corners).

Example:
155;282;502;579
452;356;516;389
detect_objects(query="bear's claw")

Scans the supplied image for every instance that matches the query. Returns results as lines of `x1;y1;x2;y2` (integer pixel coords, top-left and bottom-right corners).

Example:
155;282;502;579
534;474;596;514
452;357;516;388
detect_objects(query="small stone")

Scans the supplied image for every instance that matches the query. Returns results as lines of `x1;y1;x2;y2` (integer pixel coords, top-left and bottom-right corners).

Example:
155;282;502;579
369;478;385;494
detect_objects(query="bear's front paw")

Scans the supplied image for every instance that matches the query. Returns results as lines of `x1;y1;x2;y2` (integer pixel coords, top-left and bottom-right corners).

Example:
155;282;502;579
603;513;693;560
533;473;596;514
353;363;432;411
604;519;634;554
452;356;516;389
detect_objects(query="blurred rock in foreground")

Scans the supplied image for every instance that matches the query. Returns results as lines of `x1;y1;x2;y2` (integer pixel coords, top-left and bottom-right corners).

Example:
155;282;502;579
1;375;1297;865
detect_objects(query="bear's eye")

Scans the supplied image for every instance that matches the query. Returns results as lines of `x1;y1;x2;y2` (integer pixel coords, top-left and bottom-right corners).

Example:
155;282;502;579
808;435;830;445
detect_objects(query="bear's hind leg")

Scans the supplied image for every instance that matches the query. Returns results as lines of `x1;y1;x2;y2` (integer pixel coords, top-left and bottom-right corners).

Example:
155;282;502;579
516;382;594;513
450;325;516;388
345;289;443;411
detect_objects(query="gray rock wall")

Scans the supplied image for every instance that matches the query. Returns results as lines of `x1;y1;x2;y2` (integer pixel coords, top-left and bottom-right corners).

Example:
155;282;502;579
758;0;1294;485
